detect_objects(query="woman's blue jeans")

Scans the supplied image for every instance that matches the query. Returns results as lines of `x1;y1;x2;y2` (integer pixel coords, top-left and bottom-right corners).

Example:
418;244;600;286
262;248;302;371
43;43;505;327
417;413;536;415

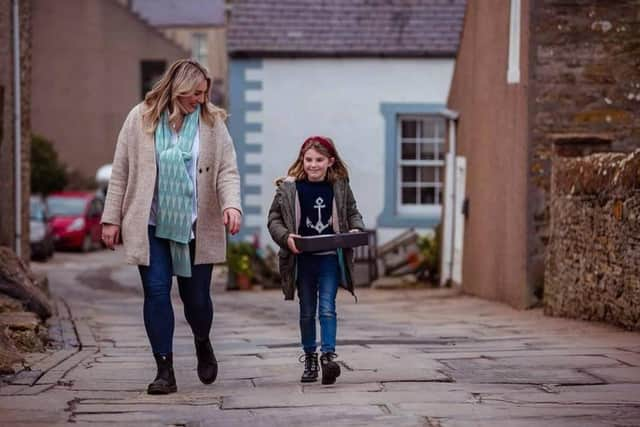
138;226;213;355
297;253;339;354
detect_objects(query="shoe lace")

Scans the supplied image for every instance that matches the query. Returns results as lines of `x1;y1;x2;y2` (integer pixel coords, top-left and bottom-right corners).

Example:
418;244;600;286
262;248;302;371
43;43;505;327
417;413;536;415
321;352;338;362
298;353;318;371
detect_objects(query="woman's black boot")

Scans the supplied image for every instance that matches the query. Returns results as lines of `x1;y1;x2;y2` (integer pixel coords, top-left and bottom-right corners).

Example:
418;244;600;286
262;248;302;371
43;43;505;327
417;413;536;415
300;352;319;383
194;337;218;384
320;352;341;385
148;353;177;395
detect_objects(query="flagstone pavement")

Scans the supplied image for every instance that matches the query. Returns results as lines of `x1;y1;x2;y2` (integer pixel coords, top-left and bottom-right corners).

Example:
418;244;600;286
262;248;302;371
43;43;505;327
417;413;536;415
1;248;639;426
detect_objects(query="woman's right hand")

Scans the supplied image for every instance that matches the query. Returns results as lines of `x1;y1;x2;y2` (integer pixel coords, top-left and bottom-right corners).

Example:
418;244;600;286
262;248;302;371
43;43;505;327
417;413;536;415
287;233;301;254
101;224;120;250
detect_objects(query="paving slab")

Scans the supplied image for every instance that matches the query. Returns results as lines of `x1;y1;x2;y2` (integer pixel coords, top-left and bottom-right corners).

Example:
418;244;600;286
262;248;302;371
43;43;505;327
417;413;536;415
584;366;640;383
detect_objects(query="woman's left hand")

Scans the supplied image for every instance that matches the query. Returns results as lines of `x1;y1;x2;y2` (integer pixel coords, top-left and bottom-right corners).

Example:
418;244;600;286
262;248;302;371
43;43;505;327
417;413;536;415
223;208;242;235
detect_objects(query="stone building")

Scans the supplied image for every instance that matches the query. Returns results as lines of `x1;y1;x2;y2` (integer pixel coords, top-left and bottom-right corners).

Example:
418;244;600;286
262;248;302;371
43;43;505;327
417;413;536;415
447;0;639;308
0;0;31;260
123;0;228;106
31;0;188;180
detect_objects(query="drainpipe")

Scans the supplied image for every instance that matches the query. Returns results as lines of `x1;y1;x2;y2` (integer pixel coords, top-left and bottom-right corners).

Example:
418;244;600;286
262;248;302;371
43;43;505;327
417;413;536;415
439;108;459;286
13;0;22;256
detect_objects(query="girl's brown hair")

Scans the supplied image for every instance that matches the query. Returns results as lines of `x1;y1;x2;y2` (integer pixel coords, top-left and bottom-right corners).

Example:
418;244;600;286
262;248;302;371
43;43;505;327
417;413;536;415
287;136;349;183
142;59;227;133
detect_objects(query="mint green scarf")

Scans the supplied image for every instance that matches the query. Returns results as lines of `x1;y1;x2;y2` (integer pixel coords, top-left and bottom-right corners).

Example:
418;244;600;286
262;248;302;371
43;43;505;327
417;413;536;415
154;106;199;277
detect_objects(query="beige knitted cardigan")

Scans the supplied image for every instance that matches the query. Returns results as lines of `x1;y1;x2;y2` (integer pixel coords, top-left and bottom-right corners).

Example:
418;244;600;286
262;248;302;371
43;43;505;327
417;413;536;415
101;103;242;266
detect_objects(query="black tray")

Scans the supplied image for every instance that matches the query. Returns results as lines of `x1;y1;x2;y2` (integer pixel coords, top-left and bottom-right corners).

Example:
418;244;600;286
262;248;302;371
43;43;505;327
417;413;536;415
293;232;369;252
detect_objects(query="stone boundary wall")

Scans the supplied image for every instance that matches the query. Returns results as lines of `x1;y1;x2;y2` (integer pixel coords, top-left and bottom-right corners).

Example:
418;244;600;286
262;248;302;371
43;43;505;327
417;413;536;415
530;1;640;297
545;150;640;330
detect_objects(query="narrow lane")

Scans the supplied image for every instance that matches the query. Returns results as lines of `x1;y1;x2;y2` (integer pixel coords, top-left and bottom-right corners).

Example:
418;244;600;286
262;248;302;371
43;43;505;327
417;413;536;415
1;248;639;426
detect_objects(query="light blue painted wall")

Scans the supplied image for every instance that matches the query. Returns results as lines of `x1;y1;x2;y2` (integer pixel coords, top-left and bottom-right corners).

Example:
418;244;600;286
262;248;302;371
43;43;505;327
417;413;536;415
228;59;263;240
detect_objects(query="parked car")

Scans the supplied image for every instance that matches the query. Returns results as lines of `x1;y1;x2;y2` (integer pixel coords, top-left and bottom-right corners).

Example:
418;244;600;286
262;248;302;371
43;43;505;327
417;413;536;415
29;195;55;260
46;191;104;252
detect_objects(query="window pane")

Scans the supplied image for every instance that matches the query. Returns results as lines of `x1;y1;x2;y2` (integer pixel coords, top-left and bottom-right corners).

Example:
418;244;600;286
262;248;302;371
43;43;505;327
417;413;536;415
401;142;416;160
192;33;208;65
402;186;418;204
422;118;437;138
140;60;166;100
420;187;436;205
402;166;417;183
419;142;436;160
419;166;436;183
401;120;417;138
435;120;445;139
438;141;446;161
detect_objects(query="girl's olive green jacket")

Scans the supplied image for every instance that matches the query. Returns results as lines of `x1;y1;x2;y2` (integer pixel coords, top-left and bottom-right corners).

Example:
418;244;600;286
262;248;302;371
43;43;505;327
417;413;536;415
267;177;365;301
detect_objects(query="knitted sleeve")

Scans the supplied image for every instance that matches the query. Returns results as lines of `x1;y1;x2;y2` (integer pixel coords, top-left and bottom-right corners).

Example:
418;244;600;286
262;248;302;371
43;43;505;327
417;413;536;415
216;121;243;215
101;106;136;225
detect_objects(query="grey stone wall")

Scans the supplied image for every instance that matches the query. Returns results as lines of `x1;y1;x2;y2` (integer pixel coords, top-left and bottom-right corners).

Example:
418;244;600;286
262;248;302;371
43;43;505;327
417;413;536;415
545;150;640;330
530;0;640;297
0;0;31;260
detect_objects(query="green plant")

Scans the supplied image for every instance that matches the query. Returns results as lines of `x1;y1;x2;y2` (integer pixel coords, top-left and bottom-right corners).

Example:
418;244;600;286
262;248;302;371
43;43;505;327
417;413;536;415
31;134;67;195
417;225;441;283
226;241;256;279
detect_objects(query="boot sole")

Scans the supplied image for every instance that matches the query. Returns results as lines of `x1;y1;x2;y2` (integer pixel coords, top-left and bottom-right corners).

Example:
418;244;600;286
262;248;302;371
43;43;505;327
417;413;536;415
147;384;177;395
300;376;318;383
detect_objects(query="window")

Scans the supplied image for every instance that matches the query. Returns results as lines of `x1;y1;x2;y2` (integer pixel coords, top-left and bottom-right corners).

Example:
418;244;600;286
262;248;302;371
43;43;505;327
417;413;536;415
398;116;445;213
192;32;208;65
140;60;166;100
378;103;448;228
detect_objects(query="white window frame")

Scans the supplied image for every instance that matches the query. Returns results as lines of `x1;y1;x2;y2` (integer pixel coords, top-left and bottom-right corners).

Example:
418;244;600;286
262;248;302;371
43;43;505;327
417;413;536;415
507;0;521;84
396;115;446;216
191;32;208;65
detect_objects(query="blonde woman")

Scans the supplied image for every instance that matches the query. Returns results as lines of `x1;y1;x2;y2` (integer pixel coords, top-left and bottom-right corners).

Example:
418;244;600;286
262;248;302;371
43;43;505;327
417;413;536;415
101;59;242;395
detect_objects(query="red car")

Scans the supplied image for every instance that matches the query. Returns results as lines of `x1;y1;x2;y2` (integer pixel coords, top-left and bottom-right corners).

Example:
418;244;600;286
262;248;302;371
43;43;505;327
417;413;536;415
46;191;104;252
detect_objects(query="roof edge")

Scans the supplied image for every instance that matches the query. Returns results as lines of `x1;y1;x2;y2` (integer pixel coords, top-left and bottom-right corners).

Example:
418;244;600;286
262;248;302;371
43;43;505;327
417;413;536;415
228;50;457;59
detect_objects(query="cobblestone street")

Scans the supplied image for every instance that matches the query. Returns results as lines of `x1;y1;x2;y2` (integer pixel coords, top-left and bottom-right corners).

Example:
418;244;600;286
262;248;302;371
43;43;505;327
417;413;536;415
1;249;639;426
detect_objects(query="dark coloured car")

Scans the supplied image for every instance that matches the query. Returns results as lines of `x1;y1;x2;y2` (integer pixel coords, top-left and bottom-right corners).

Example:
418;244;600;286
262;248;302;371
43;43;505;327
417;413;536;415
29;195;55;260
47;191;104;252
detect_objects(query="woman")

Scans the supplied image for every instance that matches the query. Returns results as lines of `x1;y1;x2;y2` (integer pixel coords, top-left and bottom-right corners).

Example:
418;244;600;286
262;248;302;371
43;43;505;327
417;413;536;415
101;59;242;395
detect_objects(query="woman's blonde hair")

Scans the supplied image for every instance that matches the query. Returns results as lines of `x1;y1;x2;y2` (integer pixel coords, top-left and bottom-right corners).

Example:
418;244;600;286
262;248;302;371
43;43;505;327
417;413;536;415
142;59;226;132
287;136;349;183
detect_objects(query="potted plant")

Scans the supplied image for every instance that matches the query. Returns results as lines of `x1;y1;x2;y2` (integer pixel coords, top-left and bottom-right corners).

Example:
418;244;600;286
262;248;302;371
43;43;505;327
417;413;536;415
226;241;255;290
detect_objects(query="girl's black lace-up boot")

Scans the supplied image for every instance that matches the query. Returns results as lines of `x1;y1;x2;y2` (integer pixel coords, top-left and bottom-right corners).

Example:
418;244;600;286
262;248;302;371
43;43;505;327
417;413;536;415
300;352;319;383
320;352;341;385
147;353;177;395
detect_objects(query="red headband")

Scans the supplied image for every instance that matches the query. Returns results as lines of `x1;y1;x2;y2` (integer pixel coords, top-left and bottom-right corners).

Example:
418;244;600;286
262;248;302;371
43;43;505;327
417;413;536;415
300;136;335;157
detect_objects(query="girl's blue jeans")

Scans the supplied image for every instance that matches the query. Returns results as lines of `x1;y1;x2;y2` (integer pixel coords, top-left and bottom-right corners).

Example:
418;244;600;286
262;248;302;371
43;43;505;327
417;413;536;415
138;226;213;355
296;253;340;354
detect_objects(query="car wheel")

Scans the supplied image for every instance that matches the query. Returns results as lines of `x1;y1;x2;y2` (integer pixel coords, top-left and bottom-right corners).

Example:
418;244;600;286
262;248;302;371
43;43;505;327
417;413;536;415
81;234;92;253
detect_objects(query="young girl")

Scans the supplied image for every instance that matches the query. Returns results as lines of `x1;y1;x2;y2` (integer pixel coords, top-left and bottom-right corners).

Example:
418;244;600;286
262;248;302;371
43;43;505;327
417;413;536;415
267;136;364;385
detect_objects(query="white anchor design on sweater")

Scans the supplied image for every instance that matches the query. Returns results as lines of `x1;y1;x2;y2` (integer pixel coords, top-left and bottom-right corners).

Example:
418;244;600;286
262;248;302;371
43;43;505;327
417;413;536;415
306;197;331;234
